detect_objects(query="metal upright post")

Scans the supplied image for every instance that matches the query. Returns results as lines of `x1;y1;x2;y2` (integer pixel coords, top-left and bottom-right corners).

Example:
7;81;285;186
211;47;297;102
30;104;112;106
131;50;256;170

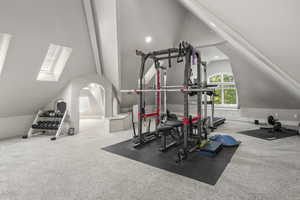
155;60;161;136
211;91;215;128
183;46;191;150
203;62;208;120
196;52;202;142
163;69;167;114
138;55;147;144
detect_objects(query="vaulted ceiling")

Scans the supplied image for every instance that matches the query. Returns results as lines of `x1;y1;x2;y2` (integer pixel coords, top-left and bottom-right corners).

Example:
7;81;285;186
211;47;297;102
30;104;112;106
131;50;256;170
178;0;300;109
117;0;188;107
0;0;96;117
191;0;300;84
1;0;299;119
112;0;300;109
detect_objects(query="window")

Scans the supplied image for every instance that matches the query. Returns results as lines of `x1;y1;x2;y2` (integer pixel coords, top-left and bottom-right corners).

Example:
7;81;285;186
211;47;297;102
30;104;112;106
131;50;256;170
208;73;238;107
0;33;12;75
37;44;72;81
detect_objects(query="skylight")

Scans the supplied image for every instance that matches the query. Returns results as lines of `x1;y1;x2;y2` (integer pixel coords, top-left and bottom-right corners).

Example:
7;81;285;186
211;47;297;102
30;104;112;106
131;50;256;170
37;44;72;81
0;33;12;75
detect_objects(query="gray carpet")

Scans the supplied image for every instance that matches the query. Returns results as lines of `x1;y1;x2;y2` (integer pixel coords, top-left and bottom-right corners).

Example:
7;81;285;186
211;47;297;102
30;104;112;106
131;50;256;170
0;120;300;200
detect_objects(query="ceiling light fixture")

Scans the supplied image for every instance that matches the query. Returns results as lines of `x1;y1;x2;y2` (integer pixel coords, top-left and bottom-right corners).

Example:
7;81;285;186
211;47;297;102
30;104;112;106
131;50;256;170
145;36;152;43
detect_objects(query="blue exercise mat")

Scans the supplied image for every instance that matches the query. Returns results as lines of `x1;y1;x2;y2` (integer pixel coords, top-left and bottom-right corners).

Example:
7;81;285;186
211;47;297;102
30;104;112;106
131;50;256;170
210;135;241;147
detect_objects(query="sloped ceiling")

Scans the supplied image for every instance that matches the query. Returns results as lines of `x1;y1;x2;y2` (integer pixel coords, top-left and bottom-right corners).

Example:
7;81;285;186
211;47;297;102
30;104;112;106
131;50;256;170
167;11;226;104
0;0;96;117
178;10;222;46
192;0;300;83
93;0;120;90
219;43;300;109
118;0;188;108
176;11;228;62
178;0;300;109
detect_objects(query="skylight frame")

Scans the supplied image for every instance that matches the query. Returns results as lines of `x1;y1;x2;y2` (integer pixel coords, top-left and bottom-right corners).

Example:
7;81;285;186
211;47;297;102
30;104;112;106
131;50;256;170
0;33;12;75
40;44;62;73
37;43;72;82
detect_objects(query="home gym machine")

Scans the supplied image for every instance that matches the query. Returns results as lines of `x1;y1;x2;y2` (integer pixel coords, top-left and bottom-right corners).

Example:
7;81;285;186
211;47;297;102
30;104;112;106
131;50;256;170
121;41;223;161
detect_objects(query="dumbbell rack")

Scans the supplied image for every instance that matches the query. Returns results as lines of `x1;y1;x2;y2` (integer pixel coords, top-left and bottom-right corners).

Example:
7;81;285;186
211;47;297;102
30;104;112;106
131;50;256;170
23;110;68;141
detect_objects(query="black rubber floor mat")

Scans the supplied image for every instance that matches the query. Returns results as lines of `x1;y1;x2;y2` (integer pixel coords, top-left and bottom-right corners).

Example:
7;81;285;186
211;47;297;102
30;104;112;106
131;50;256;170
238;128;298;140
102;139;238;185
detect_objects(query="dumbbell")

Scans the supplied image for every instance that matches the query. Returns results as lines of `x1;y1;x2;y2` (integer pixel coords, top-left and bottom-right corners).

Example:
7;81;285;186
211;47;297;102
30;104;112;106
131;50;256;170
32;124;38;129
36;121;43;129
41;121;47;129
267;115;277;125
273;122;282;132
48;122;54;129
54;124;59;129
48;121;55;129
52;122;58;129
43;121;52;129
48;121;53;129
57;112;64;118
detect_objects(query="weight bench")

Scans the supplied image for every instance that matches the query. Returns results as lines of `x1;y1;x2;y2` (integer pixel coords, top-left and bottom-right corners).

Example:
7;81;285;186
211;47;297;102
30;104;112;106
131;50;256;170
164;120;183;139
158;120;183;152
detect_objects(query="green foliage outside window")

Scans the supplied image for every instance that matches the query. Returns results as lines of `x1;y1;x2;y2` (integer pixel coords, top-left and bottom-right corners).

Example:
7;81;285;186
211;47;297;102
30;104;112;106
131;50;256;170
209;75;222;83
214;89;222;104
224;89;237;104
223;74;234;82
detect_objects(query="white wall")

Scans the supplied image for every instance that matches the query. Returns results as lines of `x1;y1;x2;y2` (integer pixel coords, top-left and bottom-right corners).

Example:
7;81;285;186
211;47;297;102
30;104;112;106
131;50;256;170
207;60;232;77
167;104;300;124
219;43;300;109
0;0;97;139
178;11;222;46
0;115;34;140
241;108;300;124
193;0;300;84
47;74;114;134
112;98;118;116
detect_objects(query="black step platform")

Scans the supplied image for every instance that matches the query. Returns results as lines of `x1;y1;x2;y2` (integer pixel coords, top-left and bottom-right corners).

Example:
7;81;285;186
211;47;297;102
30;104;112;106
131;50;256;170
238;128;298;140
200;141;223;153
102;139;238;185
213;117;226;127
